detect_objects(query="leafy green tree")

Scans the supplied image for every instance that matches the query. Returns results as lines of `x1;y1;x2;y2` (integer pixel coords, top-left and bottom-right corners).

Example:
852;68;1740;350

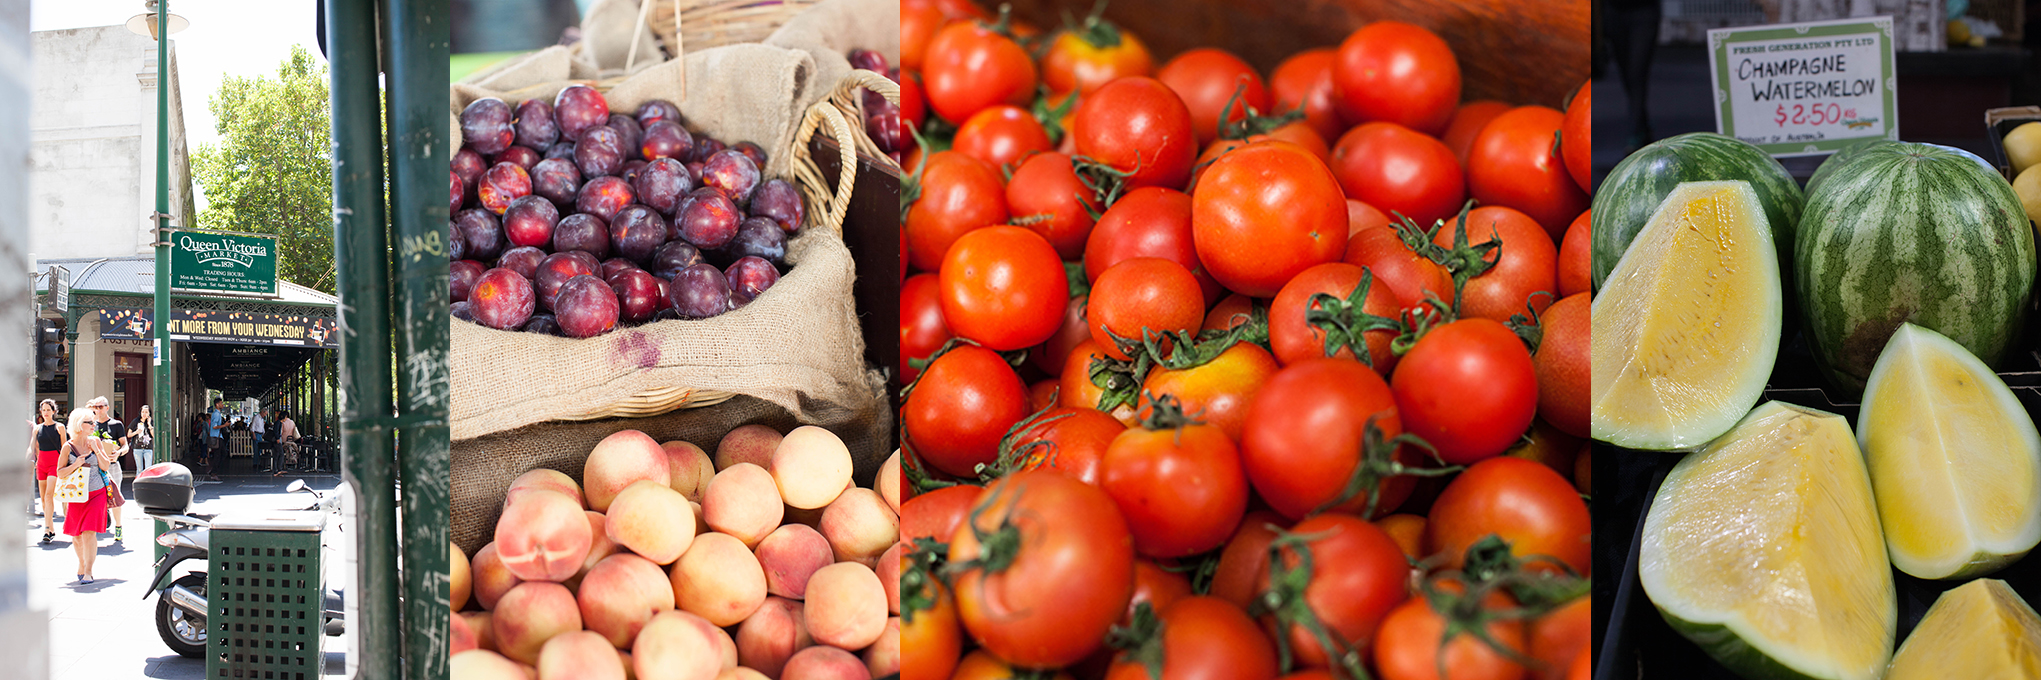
191;45;334;293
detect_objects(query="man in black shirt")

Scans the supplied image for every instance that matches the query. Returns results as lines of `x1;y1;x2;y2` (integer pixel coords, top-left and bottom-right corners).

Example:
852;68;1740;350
86;396;128;541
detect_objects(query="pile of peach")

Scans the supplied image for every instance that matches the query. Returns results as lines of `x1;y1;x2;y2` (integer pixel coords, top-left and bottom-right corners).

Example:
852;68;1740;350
449;426;903;680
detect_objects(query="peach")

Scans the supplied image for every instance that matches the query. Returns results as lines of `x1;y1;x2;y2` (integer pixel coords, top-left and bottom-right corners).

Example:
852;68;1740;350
717;424;783;471
663;440;716;502
672;532;768;627
804;563;887;650
633;610;730;680
690;501;709;536
717;669;769;680
453;542;474;611
495;582;584;665
496;489;594;582
704;463;784;546
539;630;627;680
607;481;697;564
755;523;833;600
585;430;672;512
453;609;478;654
578;553;676;648
617;650;635;680
464;611;498;652
864;618;900;677
736;596;814;678
772;426;853;509
877;450;901;514
876;543;902;615
509;468;584;508
452;649;533;679
472;543;523;611
781;646;871;680
566;510;622;592
785;503;826;530
820;488;898;567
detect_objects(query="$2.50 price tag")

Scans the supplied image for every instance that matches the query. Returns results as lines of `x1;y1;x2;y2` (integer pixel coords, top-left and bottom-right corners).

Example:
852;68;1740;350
1708;17;1899;157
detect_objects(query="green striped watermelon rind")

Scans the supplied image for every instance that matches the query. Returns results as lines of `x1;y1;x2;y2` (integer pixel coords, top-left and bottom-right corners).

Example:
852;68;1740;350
1795;141;2037;397
1589;132;1806;292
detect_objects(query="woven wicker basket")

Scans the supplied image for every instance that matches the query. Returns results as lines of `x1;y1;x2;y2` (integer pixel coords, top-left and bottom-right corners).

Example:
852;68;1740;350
794;69;900;218
649;0;825;56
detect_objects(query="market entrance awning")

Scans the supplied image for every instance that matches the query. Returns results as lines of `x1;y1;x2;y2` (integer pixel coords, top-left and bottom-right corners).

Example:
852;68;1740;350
191;344;322;401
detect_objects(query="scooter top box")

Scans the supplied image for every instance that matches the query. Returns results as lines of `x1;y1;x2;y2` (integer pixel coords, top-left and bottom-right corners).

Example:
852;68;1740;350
134;462;193;515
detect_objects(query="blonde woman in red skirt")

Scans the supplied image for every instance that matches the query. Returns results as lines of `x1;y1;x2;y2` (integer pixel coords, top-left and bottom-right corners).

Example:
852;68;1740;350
54;408;110;584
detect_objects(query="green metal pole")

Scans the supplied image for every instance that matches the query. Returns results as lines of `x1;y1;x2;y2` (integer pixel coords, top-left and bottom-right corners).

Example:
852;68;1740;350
379;0;451;676
327;0;400;677
151;0;175;562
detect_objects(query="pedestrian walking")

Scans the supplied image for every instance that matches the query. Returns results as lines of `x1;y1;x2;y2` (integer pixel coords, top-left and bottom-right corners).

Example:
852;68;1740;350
249;407;268;472
204;398;225;481
55;408;111;583
273;411;300;476
87;397;128;541
132;404;155;471
29;399;62;545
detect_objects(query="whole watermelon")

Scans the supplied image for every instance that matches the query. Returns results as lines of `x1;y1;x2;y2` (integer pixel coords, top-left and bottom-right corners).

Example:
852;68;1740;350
1797;141;2035;396
1590;133;1804;291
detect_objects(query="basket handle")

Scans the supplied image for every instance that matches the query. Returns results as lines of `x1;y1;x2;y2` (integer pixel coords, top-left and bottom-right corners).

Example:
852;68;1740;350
792;92;859;238
832;70;900;171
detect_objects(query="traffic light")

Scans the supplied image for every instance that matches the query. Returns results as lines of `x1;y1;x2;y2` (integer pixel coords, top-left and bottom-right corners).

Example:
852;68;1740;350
35;320;63;381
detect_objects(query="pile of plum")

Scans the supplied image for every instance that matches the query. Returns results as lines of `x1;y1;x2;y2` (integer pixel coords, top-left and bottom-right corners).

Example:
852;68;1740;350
450;84;807;338
849;49;906;166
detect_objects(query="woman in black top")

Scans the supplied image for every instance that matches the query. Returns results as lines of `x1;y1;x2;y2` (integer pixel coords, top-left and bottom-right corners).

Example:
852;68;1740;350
29;399;62;544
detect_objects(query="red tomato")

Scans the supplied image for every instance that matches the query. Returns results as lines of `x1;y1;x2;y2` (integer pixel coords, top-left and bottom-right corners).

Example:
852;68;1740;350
899;273;952;385
905;151;1007;273
1029;292;1092;376
1270;48;1347;143
1331;122;1466;230
1101;408;1249;558
1085;187;1222;305
1192;120;1331;186
939;226;1069;350
1468;106;1589;240
1562;82;1591;193
1156;47;1270;147
1333;21;1461;136
900;70;927;130
1241;358;1412;520
1210;511;1289;611
1202;293;1256;333
1346;199;1391;238
1535;294;1590;439
1268;262;1402;372
1089;258;1206;361
1007;152;1100;259
1028;378;1059;412
1438;206;1558;324
899;483;984;545
1530;596;1591;680
1139;340;1279;442
1568;649;1590;680
951;471;1136;668
1073;77;1198;190
1344;222;1452;314
1425;456;1592;576
952;650;1076;680
1192;141;1347;297
922;20;1037;124
905;345;1030;477
900;2;945;72
1013;406;1126;486
1104;597;1279;680
901;571;963;680
1505;419;1583;481
1557;210;1591;298
1061;339;1138;426
1374;581;1527;680
1391;318;1536;465
1374;513;1427;561
1262;513;1412;668
954;104;1053;170
1441;100;1512;164
1040;18;1154;95
1125;561;1194;626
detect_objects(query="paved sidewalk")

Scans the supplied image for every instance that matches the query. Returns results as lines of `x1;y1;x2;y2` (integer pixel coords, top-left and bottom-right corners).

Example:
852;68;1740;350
25;458;354;680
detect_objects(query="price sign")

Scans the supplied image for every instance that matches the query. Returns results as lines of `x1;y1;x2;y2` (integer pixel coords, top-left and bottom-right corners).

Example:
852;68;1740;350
1708;17;1899;157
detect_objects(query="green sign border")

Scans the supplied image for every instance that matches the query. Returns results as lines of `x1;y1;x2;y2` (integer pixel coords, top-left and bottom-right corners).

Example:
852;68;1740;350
1709;17;1900;157
169;230;279;297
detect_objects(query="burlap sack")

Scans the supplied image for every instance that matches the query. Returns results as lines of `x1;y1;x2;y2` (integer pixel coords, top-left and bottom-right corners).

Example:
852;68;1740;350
579;0;670;76
765;0;901;114
450;393;892;557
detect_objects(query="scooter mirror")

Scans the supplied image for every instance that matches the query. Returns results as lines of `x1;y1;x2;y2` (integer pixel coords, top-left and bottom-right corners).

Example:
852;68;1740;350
286;480;307;494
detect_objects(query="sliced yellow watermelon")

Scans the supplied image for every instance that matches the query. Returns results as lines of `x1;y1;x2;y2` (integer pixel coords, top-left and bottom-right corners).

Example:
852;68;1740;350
1592;180;1781;450
1859;322;2041;580
1642;401;1895;680
1887;579;2041;679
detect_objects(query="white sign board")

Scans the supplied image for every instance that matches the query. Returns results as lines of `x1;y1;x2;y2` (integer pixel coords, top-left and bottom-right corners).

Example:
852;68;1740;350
1709;17;1900;156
